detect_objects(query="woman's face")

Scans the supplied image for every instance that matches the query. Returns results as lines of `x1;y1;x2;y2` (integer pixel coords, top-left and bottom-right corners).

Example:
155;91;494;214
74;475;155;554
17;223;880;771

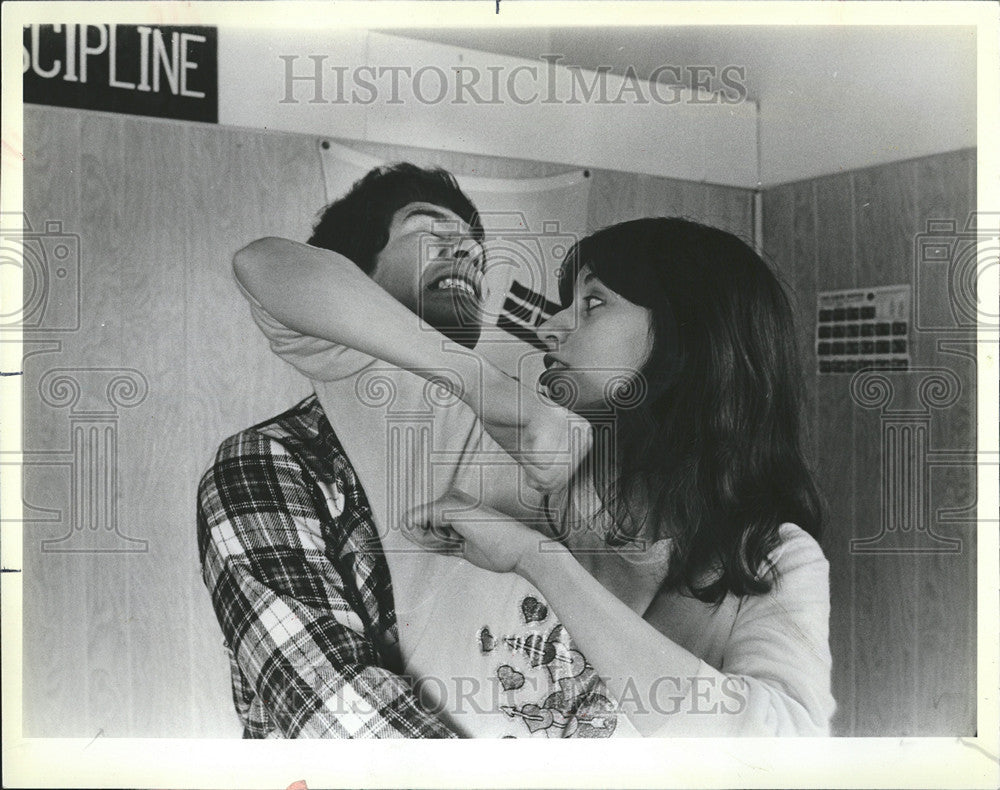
536;265;653;411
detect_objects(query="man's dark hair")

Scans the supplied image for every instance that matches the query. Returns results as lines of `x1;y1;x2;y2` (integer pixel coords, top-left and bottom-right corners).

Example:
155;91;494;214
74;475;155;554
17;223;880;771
308;162;484;274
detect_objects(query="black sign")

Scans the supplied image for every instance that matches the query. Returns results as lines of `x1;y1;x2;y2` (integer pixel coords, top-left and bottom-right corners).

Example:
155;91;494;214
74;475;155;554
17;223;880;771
24;24;217;123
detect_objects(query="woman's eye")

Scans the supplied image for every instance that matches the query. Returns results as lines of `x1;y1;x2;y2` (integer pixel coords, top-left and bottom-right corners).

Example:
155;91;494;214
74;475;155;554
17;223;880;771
583;295;604;312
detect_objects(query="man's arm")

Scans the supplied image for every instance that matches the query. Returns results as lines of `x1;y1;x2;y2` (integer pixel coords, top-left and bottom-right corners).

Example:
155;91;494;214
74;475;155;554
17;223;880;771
197;428;456;738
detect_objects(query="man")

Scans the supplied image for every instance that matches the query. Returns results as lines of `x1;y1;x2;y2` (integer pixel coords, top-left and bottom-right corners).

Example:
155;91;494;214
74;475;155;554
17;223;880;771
197;164;606;738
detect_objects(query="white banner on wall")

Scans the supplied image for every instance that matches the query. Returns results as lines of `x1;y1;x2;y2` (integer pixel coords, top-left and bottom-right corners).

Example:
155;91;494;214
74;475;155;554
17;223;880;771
219;28;758;187
319;139;590;374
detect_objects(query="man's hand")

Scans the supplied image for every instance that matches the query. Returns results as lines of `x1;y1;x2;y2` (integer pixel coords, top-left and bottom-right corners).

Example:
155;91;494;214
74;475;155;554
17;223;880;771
401;490;541;576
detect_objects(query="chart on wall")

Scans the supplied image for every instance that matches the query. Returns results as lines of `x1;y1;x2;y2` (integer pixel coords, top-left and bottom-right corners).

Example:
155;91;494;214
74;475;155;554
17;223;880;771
816;285;911;374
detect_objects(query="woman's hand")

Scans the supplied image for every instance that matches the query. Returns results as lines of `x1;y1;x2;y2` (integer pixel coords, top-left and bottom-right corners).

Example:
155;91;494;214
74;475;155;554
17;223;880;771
402;489;542;576
473;368;593;494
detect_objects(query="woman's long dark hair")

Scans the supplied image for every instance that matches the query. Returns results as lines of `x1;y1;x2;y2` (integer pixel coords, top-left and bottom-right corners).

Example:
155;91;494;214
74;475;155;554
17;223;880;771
559;217;822;605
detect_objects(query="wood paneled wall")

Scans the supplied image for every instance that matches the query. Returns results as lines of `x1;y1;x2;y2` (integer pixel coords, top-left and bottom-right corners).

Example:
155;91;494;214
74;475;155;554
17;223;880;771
22;107;324;738
761;149;977;736
20;106;753;737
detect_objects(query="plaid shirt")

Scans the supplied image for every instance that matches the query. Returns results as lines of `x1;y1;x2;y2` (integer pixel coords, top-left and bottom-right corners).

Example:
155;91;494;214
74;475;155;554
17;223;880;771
197;395;456;738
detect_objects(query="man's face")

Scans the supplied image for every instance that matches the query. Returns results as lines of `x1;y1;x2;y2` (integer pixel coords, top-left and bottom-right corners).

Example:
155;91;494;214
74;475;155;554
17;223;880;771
371;202;486;348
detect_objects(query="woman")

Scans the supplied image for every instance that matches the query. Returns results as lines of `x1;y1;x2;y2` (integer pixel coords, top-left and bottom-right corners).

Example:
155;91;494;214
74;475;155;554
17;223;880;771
236;217;834;736
405;218;834;735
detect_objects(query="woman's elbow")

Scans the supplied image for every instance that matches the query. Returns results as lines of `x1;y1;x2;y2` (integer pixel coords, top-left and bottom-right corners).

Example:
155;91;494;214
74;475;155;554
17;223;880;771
232;237;287;286
742;678;834;736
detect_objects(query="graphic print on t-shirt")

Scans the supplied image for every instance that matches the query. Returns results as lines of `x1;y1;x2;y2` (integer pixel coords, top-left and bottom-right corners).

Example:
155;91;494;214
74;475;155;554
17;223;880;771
478;595;619;737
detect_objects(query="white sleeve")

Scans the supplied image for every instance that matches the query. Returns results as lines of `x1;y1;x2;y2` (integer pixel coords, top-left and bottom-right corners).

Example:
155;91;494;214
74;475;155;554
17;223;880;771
237;278;376;382
651;524;836;736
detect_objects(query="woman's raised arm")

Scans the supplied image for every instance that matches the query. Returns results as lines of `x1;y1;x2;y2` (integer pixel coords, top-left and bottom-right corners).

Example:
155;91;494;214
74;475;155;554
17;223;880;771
234;237;480;383
233;237;590;492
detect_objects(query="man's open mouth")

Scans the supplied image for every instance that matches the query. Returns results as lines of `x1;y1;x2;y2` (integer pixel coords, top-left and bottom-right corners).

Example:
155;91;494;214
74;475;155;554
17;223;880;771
428;275;479;299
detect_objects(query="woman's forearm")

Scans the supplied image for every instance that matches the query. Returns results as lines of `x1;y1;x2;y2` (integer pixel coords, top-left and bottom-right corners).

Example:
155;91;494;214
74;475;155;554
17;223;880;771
516;543;703;735
515;544;830;736
233;237;491;403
